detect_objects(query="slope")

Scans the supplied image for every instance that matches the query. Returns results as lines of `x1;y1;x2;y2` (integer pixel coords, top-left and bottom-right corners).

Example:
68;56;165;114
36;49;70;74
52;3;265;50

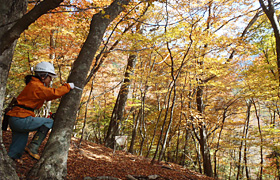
2;130;214;180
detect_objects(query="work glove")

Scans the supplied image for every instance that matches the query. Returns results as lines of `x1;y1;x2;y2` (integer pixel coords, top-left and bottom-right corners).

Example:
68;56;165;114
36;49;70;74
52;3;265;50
68;83;75;89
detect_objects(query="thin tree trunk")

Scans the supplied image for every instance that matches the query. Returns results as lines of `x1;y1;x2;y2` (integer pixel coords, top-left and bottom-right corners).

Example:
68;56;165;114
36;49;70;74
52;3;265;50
151;88;172;163
196;86;213;177
237;100;252;180
181;128;189;166
214;108;227;178
175;123;181;164
236;110;249;180
229;153;233;180
105;54;136;148
158;85;176;162
146;98;162;158
151;86;170;164
139;123;145;156
236;129;244;179
138;58;156;157
45;29;56;117
128;109;139;153
79;79;94;148
139;103;146;156
244;100;252;180
192;132;202;174
251;98;263;180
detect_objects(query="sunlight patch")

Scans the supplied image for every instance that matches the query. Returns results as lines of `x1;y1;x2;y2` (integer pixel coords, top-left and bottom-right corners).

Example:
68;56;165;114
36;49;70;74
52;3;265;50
82;149;112;162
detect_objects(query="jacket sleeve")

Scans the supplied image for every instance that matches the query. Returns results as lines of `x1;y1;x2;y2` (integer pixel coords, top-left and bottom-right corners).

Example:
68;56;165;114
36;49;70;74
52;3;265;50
36;83;71;101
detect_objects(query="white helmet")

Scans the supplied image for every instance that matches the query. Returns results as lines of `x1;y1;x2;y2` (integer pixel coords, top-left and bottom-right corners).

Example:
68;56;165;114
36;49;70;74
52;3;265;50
34;62;57;78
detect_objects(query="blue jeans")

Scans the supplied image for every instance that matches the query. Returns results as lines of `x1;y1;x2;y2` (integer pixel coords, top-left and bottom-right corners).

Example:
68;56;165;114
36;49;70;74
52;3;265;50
8;116;53;159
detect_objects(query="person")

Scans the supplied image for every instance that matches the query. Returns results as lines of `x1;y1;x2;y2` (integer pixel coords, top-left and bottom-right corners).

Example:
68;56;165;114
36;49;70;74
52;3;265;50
6;61;75;161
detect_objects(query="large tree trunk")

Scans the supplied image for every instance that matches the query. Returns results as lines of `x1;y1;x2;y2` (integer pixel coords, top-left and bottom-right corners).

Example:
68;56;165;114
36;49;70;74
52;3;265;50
105;54;137;148
0;42;18;179
28;0;129;179
0;1;27;179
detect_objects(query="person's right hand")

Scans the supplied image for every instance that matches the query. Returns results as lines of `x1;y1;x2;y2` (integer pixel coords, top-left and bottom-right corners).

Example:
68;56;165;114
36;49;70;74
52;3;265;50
68;83;75;89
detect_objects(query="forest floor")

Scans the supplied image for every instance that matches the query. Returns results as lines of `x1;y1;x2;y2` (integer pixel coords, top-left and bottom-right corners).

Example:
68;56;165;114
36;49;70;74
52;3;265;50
3;129;214;180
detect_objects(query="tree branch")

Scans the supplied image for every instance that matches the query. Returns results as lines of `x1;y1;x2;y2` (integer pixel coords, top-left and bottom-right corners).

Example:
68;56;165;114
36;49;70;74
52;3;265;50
0;0;64;55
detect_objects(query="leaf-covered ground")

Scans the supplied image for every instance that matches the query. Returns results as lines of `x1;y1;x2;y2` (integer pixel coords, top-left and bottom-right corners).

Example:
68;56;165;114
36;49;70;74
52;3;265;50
3;130;214;180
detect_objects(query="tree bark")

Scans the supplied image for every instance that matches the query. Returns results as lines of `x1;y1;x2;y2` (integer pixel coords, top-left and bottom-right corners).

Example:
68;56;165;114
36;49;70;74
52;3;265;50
105;54;137;148
214;108;227;178
1;2;65;178
0;1;27;179
196;86;213;177
158;86;176;162
79;80;94;148
0;0;64;55
244;100;251;180
252;99;263;180
151;86;171;164
236;101;252;180
146;99;162;158
259;0;280;83
28;1;129;179
128;109;140;153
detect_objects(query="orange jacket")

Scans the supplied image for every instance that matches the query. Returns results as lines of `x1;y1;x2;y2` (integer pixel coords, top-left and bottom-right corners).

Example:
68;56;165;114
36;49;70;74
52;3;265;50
7;77;71;118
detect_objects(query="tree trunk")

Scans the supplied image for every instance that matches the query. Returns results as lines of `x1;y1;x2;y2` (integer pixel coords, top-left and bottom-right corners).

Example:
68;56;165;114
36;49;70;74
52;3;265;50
252;99;263;180
181;128;190;166
146;102;162;158
193;133;202;174
236;112;246;179
128;109;140;153
158;86;176;162
0;0;64;55
259;0;280;83
151;87;171;164
0;0;27;179
244;100;251;180
214;108;227;178
139;92;147;156
105;54;136;148
175;123;181;164
79;80;94;148
196;86;213;177
44;29;56;117
0;2;65;178
27;0;129;179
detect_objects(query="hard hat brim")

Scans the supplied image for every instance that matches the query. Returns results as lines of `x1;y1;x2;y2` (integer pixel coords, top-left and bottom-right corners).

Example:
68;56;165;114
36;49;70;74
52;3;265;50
48;73;58;78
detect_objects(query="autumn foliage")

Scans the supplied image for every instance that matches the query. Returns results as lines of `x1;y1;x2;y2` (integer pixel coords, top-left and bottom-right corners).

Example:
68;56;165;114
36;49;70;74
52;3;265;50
3;0;280;179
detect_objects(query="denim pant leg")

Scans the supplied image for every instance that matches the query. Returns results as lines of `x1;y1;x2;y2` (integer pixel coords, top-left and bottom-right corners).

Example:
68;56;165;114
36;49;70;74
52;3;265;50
27;116;54;130
9;116;54;132
8;131;29;159
8;116;54;159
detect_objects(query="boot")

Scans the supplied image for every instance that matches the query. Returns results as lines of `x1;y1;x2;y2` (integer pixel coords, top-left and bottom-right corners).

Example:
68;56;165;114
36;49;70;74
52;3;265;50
25;125;49;160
